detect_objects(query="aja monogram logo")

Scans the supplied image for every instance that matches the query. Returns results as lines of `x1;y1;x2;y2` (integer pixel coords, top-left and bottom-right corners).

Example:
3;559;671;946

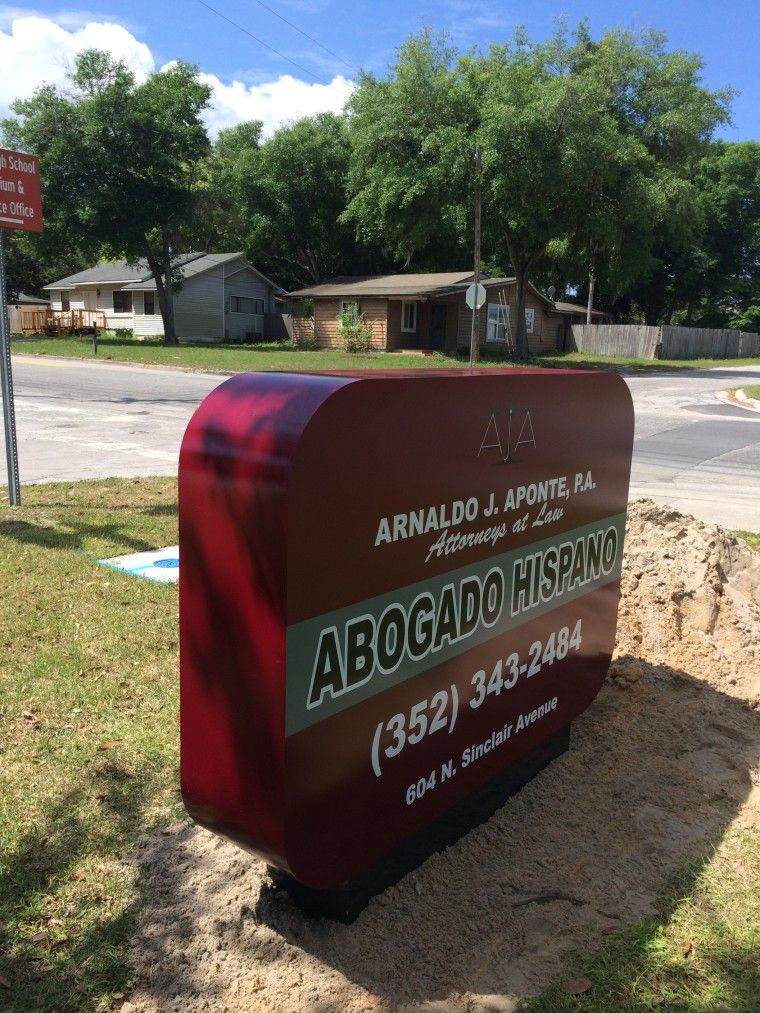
477;407;536;462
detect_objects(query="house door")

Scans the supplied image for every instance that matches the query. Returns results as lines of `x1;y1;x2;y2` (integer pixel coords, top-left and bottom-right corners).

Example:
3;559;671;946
431;303;447;350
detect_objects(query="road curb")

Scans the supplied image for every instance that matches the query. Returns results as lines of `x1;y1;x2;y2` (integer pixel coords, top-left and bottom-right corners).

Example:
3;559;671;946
715;389;760;414
11;351;236;378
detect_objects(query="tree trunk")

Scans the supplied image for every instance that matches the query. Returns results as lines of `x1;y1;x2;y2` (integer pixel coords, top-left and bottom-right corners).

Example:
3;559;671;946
504;232;531;360
144;230;178;345
513;265;531;360
586;269;595;325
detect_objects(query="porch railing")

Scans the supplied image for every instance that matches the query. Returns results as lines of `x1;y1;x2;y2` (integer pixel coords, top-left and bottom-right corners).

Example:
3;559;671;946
18;308;108;334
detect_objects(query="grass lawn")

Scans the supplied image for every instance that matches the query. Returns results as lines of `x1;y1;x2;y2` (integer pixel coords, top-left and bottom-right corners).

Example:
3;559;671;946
739;384;760;400
0;478;181;1011
735;530;760;552
524;830;760;1011
11;333;760;373
1;479;758;1011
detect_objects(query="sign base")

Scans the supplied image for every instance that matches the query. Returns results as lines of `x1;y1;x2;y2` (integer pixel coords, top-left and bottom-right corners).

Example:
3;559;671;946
270;724;571;923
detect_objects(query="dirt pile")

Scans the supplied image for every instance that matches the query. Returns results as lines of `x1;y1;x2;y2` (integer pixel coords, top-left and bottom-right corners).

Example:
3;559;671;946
612;500;760;703
128;501;760;1013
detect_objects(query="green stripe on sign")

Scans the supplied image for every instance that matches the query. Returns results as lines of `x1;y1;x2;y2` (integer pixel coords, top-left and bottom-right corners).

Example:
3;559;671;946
285;512;626;735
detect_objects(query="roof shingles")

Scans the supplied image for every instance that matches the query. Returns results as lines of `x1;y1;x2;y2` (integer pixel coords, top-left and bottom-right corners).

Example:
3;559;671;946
44;252;247;291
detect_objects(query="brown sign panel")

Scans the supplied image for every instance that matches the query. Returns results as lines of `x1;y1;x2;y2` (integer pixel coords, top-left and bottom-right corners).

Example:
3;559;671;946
179;368;634;897
0;148;43;233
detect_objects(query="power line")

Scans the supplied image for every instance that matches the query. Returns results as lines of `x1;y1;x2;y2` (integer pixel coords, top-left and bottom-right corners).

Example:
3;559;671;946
197;0;330;85
244;0;357;73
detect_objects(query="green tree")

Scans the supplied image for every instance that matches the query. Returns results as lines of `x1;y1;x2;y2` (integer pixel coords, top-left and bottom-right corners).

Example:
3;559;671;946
470;31;654;354
2;50;211;343
0;231;93;301
344;26;732;354
583;29;731;323
344;32;475;270
206;112;383;290
675;142;760;328
194;120;263;254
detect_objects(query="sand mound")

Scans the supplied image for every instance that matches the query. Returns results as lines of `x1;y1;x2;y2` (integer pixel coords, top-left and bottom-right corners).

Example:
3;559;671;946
127;501;760;1013
613;500;760;702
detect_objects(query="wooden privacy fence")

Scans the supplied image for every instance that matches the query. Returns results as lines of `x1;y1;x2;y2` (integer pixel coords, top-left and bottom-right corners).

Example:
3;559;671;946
570;324;760;360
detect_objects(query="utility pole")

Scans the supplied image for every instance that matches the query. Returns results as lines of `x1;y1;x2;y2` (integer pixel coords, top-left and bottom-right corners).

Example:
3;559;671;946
469;144;482;367
586;267;595;326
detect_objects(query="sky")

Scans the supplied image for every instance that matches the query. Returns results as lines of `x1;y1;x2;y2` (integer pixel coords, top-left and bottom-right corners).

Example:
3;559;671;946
0;0;758;141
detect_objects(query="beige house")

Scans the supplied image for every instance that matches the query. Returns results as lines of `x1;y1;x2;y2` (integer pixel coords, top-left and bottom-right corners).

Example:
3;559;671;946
43;252;285;341
290;272;605;354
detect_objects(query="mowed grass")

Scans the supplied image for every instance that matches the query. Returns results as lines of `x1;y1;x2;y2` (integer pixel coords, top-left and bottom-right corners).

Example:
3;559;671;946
12;333;760;373
0;478;180;1011
524;829;760;1012
0;479;758;1011
740;384;760;399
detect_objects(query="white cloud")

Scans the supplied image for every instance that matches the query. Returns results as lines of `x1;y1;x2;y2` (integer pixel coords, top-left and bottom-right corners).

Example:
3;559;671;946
198;71;355;138
0;11;355;139
0;14;154;115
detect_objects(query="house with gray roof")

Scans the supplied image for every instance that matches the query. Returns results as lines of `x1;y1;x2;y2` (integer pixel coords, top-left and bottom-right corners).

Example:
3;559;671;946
289;272;606;355
44;252;285;341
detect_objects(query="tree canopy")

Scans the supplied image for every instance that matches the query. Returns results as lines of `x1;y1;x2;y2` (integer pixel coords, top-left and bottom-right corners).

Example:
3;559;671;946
2;25;756;349
2;50;211;343
205;112;387;290
344;24;731;354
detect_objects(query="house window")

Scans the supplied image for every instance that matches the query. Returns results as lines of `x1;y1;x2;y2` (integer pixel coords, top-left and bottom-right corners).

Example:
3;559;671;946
339;300;360;323
486;302;508;342
61;291;70;311
143;291;156;315
231;296;265;314
401;301;417;332
113;291;133;313
525;308;535;334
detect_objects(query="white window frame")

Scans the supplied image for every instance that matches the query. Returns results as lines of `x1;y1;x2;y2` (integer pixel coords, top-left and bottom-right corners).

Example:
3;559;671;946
60;290;71;311
524;307;535;334
486;302;508;342
401;300;417;333
339;300;360;324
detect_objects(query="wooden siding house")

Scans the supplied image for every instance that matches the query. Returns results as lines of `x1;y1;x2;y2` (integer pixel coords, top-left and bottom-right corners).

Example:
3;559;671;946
43;253;285;341
289;272;600;354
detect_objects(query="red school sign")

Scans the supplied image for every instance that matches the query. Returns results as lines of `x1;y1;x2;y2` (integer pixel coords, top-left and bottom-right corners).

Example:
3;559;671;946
179;368;634;906
0;148;43;233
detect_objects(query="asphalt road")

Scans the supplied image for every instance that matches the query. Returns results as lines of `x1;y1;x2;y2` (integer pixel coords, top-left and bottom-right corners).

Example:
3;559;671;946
4;354;760;531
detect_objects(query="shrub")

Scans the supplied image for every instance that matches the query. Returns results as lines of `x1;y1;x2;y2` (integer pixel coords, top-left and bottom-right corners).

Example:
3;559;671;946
338;311;374;354
294;331;321;351
113;327;134;339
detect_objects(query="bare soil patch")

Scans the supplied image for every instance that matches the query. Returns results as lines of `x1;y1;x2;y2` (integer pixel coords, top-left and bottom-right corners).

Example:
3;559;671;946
127;501;760;1012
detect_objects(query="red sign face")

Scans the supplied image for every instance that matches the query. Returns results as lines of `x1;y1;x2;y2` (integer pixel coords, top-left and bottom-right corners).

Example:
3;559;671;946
179;369;634;889
0;148;43;233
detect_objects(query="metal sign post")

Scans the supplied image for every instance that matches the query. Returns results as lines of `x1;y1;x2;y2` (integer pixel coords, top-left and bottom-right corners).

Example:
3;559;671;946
466;281;487;369
0;146;44;506
0;231;20;505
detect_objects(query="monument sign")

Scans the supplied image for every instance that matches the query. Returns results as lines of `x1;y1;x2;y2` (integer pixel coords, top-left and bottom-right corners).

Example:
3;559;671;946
179;368;634;919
